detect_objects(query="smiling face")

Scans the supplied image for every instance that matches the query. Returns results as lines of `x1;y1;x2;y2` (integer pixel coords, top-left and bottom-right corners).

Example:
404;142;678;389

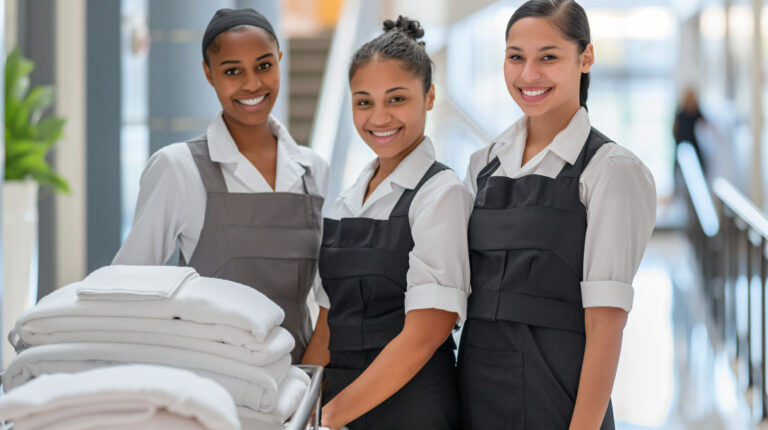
350;58;435;163
504;17;593;122
203;26;282;129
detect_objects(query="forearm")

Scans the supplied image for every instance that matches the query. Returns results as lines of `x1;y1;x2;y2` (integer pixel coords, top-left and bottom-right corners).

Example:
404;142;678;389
322;309;456;428
569;307;627;430
301;307;330;366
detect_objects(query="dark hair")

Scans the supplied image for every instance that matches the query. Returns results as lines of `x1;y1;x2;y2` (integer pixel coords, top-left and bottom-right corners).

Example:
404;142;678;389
204;25;279;66
349;16;433;93
506;0;591;109
203;24;280;67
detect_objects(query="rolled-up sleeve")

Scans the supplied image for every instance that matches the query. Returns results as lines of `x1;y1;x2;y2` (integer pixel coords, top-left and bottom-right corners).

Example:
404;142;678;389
404;172;474;322
581;148;656;312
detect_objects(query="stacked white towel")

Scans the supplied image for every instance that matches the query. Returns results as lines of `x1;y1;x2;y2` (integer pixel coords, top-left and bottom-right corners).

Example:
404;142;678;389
5;265;311;428
0;365;241;430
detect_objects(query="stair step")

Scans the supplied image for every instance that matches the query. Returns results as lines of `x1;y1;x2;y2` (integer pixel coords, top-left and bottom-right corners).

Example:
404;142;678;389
289;97;318;120
290;77;325;96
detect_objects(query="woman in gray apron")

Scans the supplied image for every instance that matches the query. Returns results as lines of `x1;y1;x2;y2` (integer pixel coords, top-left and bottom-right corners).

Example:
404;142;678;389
301;17;472;430
458;1;656;429
113;9;327;362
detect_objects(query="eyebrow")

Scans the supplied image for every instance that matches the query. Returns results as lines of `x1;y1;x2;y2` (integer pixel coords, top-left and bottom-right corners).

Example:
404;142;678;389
352;87;411;96
506;45;562;51
219;53;274;66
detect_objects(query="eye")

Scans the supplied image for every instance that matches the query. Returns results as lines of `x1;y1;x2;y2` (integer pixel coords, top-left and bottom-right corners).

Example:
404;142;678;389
224;68;240;76
541;55;557;61
508;54;523;62
389;96;406;103
355;99;371;107
257;62;272;71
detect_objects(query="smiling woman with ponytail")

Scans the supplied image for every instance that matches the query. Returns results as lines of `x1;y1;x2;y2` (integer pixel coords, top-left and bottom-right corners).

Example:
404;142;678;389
457;1;656;429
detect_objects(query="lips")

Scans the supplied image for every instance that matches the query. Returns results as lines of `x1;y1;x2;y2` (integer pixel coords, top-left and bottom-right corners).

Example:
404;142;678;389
518;87;552;102
367;127;402;144
235;93;268;111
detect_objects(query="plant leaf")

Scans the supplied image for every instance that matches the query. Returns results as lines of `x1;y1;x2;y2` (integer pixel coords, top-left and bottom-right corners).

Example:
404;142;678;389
23;86;54;124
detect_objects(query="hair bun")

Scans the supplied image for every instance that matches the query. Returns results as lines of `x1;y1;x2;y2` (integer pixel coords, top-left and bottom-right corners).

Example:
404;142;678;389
382;15;425;41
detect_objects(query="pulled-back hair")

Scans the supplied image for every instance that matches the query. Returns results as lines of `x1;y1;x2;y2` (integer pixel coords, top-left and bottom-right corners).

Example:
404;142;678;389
507;0;591;109
349;16;433;93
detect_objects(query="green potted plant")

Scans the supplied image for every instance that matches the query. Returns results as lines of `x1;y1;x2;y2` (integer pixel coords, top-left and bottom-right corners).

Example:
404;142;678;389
3;47;68;366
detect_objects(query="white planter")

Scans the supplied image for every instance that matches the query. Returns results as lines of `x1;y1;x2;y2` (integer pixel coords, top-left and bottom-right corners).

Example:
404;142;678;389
2;179;38;368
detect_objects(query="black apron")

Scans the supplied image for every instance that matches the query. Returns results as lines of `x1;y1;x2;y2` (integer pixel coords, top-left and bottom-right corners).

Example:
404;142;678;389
181;136;324;363
319;161;460;430
458;128;615;430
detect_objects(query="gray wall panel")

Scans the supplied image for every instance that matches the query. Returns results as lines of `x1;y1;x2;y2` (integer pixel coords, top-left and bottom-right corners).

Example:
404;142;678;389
86;0;122;272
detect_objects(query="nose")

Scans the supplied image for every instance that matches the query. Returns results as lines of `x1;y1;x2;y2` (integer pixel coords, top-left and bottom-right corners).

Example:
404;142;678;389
243;70;263;92
370;104;392;126
520;60;541;82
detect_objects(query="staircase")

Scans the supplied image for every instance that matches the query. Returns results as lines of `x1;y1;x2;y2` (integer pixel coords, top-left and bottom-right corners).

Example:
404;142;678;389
288;32;332;147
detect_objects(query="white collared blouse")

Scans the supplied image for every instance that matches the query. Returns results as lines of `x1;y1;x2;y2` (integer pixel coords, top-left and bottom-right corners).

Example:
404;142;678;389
464;108;656;312
113;112;330;265
316;137;474;323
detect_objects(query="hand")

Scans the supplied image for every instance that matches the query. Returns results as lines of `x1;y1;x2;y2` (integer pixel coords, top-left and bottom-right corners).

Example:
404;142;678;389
320;402;347;430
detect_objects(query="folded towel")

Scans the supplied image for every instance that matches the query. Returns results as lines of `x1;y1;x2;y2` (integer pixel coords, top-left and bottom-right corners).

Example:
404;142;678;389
13;317;294;367
3;342;291;413
14;272;284;345
237;366;311;425
0;364;240;430
77;266;197;301
16;410;209;430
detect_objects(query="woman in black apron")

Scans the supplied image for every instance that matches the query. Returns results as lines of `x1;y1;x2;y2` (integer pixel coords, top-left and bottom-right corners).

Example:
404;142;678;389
114;9;327;362
301;17;472;430
458;1;656;429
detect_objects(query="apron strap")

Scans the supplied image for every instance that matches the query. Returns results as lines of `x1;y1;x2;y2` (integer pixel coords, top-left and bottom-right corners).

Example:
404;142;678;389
187;137;228;193
390;161;449;218
299;164;322;197
473;156;502;208
557;128;611;179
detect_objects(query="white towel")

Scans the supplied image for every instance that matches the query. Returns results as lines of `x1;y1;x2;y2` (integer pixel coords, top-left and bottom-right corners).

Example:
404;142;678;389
13;272;285;345
13;316;294;367
77;265;197;301
0;364;240;430
3;342;291;413
237;366;311;425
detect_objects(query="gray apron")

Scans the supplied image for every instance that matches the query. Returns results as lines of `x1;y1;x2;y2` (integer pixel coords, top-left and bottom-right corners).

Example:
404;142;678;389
458;128;615;429
181;136;323;363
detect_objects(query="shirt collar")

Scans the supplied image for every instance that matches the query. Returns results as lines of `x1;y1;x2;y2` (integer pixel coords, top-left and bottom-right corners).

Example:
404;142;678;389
339;136;437;214
492;107;591;174
205;112;308;190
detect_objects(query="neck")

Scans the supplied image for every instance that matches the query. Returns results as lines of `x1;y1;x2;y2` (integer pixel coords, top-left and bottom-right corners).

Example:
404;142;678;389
377;135;425;179
221;113;275;152
527;102;581;147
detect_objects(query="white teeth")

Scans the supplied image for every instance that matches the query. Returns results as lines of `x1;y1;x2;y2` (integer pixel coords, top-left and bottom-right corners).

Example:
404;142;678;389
238;95;266;105
522;88;550;97
371;128;400;137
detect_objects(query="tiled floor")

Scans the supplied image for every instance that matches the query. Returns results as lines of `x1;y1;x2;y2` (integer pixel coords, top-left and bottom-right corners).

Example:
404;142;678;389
614;232;755;429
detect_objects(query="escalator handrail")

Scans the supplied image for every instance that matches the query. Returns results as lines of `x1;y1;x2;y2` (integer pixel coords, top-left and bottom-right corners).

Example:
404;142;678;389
677;141;719;237
713;176;768;240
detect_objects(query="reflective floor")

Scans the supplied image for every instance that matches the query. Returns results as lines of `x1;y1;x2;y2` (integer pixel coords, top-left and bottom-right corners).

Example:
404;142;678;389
614;231;755;430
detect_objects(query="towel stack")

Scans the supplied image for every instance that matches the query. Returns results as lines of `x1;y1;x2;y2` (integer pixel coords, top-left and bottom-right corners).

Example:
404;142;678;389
0;365;241;430
4;265;310;428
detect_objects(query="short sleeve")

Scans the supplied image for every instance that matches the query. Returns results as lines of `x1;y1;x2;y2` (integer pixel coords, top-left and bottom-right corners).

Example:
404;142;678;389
313;272;331;309
404;171;474;322
580;146;656;312
112;149;185;266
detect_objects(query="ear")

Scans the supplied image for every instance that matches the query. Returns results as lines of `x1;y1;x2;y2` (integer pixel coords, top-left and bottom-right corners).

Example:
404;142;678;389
425;84;436;111
203;61;214;86
581;43;594;74
278;50;283;61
